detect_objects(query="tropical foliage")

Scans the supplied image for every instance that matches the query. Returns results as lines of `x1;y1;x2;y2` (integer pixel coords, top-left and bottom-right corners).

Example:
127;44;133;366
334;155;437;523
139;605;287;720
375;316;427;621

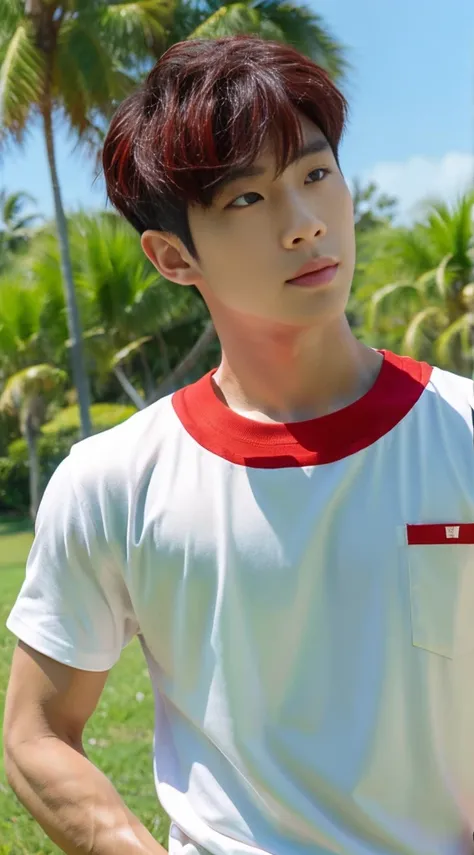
12;212;217;405
167;0;348;77
358;192;474;374
0;190;42;271
0;0;176;439
0;363;67;518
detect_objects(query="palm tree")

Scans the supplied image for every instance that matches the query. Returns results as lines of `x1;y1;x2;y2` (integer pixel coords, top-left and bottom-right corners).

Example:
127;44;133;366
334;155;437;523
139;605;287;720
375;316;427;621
0;189;42;269
0;0;173;438
352;180;398;235
0;275;46;380
61;212;214;406
365;192;474;374
167;0;348;77
0;245;69;387
0;364;67;519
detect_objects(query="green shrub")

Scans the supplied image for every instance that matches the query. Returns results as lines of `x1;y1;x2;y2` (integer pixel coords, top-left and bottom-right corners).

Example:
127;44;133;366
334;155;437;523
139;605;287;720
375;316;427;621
8;433;73;468
6;438;30;463
42;402;137;436
0;456;29;514
3;402;137;513
0;410;18;457
8;403;137;461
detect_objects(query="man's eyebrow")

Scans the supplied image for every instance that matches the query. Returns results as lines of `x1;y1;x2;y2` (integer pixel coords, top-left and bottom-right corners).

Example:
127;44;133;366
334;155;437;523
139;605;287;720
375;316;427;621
214;137;331;193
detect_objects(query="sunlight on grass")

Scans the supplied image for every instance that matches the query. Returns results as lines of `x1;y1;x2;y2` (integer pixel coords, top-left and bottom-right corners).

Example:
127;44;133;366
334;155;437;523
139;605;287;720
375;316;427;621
0;522;33;570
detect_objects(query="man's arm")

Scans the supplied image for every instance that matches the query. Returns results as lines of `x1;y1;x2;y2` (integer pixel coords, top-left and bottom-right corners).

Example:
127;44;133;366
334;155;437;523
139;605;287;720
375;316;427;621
3;641;167;855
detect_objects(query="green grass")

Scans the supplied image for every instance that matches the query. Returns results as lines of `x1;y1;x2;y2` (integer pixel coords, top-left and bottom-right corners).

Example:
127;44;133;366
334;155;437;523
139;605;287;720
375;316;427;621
0;517;170;854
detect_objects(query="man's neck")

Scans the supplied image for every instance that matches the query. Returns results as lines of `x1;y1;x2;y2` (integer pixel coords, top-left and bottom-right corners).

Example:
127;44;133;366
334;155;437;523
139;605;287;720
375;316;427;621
212;315;383;424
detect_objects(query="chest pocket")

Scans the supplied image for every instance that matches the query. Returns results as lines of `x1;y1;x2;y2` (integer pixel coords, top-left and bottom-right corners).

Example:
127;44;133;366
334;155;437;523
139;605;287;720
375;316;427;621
407;523;474;659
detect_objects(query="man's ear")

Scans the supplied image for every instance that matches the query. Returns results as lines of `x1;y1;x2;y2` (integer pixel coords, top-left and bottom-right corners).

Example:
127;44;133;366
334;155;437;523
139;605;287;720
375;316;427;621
141;230;202;286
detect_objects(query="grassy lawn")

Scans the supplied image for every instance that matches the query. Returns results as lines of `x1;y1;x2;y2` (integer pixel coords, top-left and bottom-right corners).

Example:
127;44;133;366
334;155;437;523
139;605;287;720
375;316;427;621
0;517;170;854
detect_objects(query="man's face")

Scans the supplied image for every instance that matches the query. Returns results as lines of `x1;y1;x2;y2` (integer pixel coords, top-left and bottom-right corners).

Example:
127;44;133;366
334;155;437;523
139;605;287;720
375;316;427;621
186;114;356;328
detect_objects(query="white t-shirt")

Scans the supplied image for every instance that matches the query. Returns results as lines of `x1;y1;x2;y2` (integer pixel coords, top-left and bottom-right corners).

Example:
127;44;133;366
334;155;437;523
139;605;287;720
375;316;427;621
7;349;474;855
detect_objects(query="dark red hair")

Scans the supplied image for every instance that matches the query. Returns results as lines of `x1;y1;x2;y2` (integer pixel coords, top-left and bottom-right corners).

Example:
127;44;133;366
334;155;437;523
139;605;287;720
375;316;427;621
102;36;348;256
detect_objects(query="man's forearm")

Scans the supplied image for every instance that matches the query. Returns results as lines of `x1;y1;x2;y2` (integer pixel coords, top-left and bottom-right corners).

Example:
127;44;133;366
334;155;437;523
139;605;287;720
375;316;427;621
5;734;168;855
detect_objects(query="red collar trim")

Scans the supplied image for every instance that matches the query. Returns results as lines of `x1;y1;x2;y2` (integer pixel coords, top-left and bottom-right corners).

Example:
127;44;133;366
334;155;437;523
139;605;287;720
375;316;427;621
172;350;432;468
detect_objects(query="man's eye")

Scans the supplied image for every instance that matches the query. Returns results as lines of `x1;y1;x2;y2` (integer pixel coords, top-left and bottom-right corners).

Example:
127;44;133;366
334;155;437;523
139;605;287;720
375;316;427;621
306;168;330;183
228;192;263;209
227;169;329;208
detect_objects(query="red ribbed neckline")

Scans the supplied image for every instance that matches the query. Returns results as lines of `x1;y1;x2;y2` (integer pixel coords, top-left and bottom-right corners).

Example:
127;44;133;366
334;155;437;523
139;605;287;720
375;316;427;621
172;350;432;468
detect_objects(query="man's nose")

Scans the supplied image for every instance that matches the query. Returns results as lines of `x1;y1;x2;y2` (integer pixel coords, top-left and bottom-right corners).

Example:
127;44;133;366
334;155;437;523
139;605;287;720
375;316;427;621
280;207;327;249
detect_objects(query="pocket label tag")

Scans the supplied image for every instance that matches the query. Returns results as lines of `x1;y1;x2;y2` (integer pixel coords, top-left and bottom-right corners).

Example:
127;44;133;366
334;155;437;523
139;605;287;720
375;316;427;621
445;526;460;539
407;523;474;545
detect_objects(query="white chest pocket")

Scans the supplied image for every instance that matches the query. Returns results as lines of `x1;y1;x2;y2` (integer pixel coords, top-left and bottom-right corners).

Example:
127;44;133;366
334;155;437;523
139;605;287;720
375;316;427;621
407;523;474;659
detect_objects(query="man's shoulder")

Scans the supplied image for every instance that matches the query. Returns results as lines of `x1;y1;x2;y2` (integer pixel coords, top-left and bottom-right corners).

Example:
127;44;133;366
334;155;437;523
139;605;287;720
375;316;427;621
67;392;179;500
417;363;474;458
426;363;474;413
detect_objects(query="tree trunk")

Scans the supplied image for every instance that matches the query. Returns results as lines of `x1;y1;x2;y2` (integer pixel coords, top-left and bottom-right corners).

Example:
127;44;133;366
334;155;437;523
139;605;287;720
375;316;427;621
42;101;92;439
111;323;216;410
25;416;41;522
149;320;217;403
156;329;172;377
139;347;156;401
113;366;146;410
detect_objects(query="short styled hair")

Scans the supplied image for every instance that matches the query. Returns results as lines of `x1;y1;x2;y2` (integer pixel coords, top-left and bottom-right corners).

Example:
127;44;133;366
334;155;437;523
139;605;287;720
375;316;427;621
102;36;348;257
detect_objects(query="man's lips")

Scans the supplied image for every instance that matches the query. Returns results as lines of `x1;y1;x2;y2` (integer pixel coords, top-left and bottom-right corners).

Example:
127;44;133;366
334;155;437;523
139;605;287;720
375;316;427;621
286;257;339;287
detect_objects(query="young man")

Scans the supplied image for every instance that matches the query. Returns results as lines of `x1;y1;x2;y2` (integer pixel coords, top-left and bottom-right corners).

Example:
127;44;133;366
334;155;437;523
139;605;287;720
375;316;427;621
4;34;474;855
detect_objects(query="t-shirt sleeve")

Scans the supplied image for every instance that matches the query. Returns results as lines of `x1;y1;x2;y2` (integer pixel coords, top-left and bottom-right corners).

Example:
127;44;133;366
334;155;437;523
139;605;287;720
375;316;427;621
6;453;139;672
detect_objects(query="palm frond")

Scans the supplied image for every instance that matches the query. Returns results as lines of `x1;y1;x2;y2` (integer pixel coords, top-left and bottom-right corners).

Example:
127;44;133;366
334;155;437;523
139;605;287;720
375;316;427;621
186;0;348;78
0;278;42;346
360;192;474;369
462;284;474;311
398;226;439;277
0;0;23;49
0;364;67;415
11;213;43;231
55;21;132;135
98;0;174;68
424;193;474;277
451;193;474;274
2;189;33;222
252;0;349;78
369;281;421;329
162;0;207;48
435;253;453;298
189;3;261;38
66;212;180;339
414;267;438;298
54;30;93;136
127;276;197;331
435;314;471;369
112;336;154;367
0;23;44;144
402;306;445;358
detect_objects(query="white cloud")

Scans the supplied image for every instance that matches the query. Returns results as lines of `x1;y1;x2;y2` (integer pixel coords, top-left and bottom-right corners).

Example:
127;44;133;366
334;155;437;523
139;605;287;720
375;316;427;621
360;151;474;222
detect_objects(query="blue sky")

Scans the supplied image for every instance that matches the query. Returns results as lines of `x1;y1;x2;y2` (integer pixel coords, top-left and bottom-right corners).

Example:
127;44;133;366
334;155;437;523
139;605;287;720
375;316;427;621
1;0;473;221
